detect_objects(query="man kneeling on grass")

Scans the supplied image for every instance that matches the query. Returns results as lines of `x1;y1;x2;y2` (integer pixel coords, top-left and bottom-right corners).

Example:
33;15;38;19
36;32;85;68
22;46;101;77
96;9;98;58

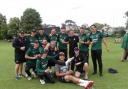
36;50;74;84
55;52;94;89
25;41;43;80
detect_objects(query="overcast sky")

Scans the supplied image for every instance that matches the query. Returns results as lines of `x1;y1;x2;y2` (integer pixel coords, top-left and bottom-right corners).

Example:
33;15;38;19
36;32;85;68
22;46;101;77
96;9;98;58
0;0;127;27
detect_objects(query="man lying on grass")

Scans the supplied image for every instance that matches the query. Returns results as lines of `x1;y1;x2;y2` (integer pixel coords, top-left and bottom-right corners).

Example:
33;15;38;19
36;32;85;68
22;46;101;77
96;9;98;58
55;52;94;89
36;50;74;84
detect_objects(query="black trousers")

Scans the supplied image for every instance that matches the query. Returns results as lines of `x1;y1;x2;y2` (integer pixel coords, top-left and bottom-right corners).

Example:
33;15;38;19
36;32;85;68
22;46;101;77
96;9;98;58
25;64;36;77
38;72;54;83
59;49;67;60
91;49;103;74
69;48;75;58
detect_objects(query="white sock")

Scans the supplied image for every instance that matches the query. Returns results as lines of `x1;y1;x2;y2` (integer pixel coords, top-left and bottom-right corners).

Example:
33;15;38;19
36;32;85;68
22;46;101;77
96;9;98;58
78;79;89;87
79;82;85;86
79;79;85;83
78;79;85;86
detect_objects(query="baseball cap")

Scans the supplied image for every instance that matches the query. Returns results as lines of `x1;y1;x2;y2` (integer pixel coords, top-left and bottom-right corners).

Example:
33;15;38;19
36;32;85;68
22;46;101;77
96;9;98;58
59;52;65;56
74;47;79;51
32;29;36;32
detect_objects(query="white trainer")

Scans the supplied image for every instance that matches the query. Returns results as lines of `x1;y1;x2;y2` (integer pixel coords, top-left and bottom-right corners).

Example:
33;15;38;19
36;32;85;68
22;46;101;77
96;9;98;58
40;79;45;85
84;81;94;89
27;77;32;80
25;74;28;78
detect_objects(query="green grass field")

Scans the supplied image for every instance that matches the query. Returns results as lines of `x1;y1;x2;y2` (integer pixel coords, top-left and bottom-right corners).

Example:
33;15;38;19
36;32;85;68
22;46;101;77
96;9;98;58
0;38;128;89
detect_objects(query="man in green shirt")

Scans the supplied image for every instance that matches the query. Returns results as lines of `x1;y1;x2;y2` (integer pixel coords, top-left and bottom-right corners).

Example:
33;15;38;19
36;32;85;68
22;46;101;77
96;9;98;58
58;27;69;59
49;27;58;42
36;27;50;46
25;29;38;50
25;41;44;80
36;50;55;84
89;25;109;77
121;30;128;61
79;27;90;63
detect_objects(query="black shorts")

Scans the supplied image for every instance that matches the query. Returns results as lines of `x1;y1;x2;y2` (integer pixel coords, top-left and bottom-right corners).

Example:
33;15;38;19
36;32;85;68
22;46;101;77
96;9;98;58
47;59;55;67
15;53;25;64
58;76;72;83
58;76;67;83
80;51;89;63
15;59;24;64
75;64;84;73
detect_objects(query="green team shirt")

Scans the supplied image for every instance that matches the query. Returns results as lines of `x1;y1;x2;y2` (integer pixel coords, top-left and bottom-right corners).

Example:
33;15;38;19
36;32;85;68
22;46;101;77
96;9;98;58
36;55;57;74
89;31;103;50
49;34;58;42
26;35;38;49
58;33;68;50
26;47;44;65
79;33;89;52
36;56;52;75
37;34;50;46
121;33;128;49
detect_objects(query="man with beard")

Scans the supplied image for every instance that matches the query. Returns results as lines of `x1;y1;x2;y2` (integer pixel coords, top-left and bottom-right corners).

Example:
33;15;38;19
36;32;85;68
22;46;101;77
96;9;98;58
58;27;69;60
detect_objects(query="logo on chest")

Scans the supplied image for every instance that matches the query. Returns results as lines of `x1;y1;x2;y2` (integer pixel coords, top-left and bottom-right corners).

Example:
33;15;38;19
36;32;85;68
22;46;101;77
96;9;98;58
41;61;48;67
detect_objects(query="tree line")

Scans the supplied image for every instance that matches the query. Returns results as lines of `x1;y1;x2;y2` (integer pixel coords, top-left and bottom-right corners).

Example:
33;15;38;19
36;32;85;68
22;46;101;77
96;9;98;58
0;8;128;40
0;8;42;39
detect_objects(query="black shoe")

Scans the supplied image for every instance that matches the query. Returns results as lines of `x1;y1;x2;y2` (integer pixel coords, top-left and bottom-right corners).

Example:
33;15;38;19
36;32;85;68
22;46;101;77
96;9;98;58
92;72;97;75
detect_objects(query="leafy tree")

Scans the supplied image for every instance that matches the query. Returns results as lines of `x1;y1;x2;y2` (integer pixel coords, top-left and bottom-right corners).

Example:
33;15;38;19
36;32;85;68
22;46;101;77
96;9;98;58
21;8;42;32
7;17;20;38
113;27;125;37
64;19;78;30
0;13;8;39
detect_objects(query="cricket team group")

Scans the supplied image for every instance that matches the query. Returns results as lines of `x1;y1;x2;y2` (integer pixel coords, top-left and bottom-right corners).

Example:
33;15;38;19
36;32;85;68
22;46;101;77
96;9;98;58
12;25;109;89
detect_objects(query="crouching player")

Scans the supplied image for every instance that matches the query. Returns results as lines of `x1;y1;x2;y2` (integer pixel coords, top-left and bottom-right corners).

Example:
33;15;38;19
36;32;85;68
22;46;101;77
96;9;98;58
25;41;43;80
73;47;89;80
36;50;73;84
55;52;94;89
